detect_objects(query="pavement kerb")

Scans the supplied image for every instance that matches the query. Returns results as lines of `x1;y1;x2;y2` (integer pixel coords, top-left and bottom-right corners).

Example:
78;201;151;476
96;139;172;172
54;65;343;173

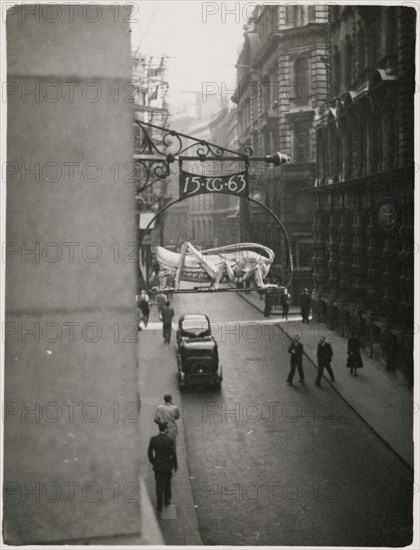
137;307;203;546
237;290;414;473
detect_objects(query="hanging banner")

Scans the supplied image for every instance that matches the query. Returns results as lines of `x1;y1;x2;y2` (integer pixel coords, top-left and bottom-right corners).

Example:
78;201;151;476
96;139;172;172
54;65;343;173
179;170;249;200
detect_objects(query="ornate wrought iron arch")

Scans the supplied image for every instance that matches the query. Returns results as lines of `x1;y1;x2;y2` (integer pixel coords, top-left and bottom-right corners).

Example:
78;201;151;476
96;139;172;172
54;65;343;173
135;118;292;291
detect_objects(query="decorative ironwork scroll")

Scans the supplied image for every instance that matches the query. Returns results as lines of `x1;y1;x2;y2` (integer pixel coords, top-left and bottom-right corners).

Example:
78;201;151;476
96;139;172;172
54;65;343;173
134;116;253;194
134;117;293;291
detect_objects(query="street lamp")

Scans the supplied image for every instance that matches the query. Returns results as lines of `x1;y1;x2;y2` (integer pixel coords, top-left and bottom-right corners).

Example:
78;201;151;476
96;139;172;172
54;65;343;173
264;152;290;166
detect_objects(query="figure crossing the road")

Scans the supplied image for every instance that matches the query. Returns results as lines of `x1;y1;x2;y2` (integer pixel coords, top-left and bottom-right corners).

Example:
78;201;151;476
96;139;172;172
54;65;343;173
315;336;335;387
300;288;311;324
161;301;174;343
287;335;304;385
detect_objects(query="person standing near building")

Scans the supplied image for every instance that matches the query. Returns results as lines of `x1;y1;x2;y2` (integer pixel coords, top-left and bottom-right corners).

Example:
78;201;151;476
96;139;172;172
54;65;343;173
136;301;142;332
281;289;291;320
147;422;178;513
156;292;167;319
287;335;304;385
139;290;150;327
315;336;335;387
154;394;180;442
300;288;311;324
264;289;274;317
347;332;364;376
161;301;174;343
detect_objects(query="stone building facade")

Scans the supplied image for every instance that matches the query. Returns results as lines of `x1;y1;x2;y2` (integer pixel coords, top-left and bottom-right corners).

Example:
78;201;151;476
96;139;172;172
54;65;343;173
313;6;416;381
5;5;159;543
234;4;328;299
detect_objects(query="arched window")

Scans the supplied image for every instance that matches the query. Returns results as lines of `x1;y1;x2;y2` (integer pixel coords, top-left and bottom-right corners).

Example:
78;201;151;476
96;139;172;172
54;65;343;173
308;6;316;22
294;57;309;104
285;4;304;26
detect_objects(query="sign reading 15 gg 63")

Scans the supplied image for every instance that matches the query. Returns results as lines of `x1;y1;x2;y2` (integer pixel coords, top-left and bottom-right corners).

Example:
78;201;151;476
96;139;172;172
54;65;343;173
179;170;249;200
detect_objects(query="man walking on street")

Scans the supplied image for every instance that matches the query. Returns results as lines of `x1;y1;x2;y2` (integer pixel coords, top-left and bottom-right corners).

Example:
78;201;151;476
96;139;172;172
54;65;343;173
148;422;178;513
161;301;174;343
154;394;180;442
156;292;167;319
315;336;334;387
287;335;304;385
300;288;311;324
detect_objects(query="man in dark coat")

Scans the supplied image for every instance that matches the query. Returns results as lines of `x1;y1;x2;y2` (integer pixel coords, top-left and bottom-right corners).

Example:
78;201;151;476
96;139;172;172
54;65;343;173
161;301;175;343
264;289;274;317
300;288;311;323
287;335;304;384
148;422;178;512
281;289;291;320
347;332;364;376
315;336;335;387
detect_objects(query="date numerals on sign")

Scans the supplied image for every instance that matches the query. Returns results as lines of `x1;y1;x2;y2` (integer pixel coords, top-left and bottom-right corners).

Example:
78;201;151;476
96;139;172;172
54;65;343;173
179;171;248;199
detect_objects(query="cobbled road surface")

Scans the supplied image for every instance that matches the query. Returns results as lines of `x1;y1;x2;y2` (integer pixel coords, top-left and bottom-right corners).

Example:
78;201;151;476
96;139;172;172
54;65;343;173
145;289;413;546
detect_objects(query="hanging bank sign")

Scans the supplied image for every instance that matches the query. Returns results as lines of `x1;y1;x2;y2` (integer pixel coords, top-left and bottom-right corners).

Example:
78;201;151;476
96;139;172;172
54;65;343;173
179;170;249;200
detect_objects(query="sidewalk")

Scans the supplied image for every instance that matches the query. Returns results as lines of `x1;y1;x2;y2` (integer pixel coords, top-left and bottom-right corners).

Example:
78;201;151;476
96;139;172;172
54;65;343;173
238;291;414;470
137;306;202;545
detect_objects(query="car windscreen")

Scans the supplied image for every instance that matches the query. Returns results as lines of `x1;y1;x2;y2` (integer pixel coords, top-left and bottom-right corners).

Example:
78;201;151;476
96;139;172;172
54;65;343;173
181;320;210;335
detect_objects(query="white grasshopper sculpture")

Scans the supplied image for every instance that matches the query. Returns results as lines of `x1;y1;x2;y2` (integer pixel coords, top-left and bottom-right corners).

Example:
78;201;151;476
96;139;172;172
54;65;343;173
155;242;279;291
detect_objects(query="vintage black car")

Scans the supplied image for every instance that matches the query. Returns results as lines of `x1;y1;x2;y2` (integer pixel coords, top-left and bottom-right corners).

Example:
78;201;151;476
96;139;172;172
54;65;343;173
176;314;222;389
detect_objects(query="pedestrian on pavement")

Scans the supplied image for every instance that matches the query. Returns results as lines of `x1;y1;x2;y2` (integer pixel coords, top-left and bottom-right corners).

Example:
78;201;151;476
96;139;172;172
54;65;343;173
156;292;167;319
161;301;175;343
347;332;364;376
281;289;291;320
315;336;335;387
147;422;178;513
264;289;274;317
136;302;142;331
154;394;180;442
300;288;311;324
166;274;175;300
287;335;304;385
139;290;150;327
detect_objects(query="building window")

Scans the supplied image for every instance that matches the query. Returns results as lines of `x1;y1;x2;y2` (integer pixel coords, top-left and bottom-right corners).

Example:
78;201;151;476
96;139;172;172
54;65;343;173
367;8;380;67
252;131;259;154
263;129;271;154
294;57;309;104
356;120;366;177
332;47;341;96
330;125;341;183
386;7;398;56
285;4;304;27
357;26;366;74
308;6;315;22
344;35;353;88
294;121;310;162
262;74;271;110
317;127;327;184
344;128;353;179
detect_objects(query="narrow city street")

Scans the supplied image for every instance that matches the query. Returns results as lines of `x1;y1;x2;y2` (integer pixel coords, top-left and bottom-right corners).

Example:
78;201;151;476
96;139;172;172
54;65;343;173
138;289;413;547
